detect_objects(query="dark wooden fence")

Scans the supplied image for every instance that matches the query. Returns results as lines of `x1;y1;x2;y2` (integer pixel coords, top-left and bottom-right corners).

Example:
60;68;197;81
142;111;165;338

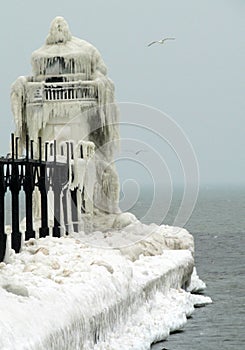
0;134;71;262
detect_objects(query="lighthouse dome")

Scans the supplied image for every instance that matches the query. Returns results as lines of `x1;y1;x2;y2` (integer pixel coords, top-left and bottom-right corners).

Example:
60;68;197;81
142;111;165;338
31;17;107;79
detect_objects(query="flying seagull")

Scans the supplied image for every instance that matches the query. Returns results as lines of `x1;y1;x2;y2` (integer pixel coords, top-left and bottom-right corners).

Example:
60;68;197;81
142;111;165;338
124;149;148;156
148;37;175;47
135;149;148;155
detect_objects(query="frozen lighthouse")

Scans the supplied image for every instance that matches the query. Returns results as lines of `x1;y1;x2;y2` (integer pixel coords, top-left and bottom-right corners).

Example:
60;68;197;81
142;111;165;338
11;16;120;229
0;17;212;350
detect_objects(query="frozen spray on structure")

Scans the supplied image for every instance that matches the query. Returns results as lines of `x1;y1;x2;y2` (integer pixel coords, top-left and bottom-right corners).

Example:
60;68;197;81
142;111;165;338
11;17;120;229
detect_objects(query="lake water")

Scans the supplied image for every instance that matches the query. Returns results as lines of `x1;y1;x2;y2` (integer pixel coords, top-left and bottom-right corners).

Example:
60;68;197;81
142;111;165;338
129;185;245;350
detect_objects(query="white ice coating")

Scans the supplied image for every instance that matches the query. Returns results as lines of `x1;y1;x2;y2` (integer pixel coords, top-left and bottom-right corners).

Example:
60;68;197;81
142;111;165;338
0;228;211;350
46;17;72;45
6;17;212;349
33;16;107;78
41;139;97;227
11;16;120;216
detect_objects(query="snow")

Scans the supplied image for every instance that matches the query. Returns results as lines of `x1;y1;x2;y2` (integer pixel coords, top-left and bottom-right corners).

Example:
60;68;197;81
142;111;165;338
0;230;211;350
112;212;139;229
11;16;120;216
85;212;194;253
32;16;107;78
4;16;212;349
46;16;72;45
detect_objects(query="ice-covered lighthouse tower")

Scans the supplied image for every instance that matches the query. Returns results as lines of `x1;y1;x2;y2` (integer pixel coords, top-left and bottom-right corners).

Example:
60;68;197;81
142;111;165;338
11;17;120;224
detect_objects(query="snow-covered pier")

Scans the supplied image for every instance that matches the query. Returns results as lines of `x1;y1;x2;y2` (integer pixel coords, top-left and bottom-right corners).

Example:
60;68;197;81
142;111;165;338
0;222;211;350
0;17;212;349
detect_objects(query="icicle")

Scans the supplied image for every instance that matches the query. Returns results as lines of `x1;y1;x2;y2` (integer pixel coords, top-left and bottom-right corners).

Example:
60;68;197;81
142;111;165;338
11;76;28;151
12;16;121;217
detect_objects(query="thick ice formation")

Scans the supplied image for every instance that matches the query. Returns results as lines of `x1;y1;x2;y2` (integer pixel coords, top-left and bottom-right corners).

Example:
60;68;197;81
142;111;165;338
0;231;211;350
11;16;120;217
33;16;106;77
4;17;212;349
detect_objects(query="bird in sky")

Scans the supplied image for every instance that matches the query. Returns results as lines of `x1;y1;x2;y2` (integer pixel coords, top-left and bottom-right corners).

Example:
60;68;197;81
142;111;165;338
147;37;175;47
124;149;148;156
135;149;148;155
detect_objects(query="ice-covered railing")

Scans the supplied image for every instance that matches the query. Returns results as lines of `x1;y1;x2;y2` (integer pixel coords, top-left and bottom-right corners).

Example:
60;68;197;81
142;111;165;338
0;134;70;262
0;134;97;262
44;83;98;101
26;81;98;103
41;139;96;233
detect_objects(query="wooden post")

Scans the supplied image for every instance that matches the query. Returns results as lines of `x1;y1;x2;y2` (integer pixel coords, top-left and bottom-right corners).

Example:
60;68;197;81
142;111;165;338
52;141;61;237
11;133;15;160
71;188;78;233
10;162;22;253
62;188;69;235
15;137;19;159
38;137;49;237
31;140;34;159
52;181;61;237
39;137;42;162
24;162;35;241
45;142;48;161
0;163;6;261
62;142;70;235
26;134;29;161
39;163;49;238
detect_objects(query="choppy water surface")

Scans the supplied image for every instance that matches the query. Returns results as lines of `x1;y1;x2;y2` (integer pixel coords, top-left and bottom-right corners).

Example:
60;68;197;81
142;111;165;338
130;186;245;350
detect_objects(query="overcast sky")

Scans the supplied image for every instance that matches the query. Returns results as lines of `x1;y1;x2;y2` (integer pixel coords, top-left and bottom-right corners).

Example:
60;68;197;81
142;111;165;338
0;0;244;187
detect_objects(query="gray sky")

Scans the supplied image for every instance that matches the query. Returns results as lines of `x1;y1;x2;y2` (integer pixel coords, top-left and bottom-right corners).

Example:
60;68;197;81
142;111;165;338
0;0;244;186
